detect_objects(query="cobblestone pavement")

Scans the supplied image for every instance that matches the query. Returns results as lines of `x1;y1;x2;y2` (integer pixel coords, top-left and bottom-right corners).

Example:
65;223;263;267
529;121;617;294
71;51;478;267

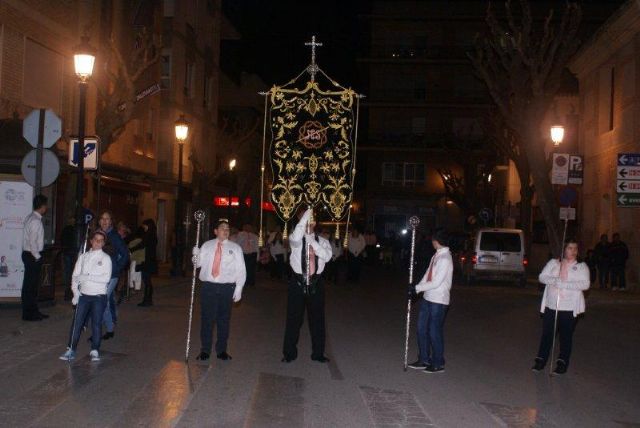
0;266;638;427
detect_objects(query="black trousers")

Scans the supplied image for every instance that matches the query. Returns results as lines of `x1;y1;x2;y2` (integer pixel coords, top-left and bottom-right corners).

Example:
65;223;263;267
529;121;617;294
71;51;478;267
610;265;626;289
21;252;42;318
347;254;362;282
283;275;326;359
244;253;257;286
536;307;577;366
200;282;235;354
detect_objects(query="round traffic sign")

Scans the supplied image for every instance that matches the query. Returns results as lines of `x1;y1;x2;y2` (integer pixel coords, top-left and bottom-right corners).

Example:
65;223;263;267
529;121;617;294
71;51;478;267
22;109;62;148
21;149;60;187
559;187;577;206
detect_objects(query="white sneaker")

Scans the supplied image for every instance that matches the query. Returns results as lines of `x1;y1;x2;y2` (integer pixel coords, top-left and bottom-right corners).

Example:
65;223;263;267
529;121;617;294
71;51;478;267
89;350;100;361
59;348;76;361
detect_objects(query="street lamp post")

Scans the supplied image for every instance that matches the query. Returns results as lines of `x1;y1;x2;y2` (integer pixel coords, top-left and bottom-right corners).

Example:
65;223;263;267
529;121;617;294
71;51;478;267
73;37;95;253
173;115;189;276
228;158;236;220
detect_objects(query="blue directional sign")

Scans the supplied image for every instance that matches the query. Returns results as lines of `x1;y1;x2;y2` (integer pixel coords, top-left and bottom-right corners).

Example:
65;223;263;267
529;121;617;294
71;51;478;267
68;137;99;170
617;153;640;166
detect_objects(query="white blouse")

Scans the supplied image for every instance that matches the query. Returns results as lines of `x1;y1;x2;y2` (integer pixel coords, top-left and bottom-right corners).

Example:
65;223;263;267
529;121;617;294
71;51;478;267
538;259;590;316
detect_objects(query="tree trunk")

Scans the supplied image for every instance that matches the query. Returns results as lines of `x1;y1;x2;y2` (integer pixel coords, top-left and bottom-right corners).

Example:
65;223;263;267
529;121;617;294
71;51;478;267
518;177;533;255
523;130;562;257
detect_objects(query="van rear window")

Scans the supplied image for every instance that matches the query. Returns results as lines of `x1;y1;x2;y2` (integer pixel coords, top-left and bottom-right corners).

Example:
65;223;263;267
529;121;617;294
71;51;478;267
479;232;521;252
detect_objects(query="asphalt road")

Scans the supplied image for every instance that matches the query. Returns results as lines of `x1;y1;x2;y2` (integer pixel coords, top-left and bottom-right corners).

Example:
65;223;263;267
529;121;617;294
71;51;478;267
0;265;638;427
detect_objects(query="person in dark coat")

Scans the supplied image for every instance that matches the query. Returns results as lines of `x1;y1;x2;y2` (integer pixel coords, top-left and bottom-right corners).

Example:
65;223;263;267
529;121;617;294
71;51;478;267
593;234;610;289
609;233;629;291
131;219;158;306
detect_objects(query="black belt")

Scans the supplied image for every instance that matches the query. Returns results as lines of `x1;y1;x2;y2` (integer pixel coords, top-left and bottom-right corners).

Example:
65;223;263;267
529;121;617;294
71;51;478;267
203;281;234;286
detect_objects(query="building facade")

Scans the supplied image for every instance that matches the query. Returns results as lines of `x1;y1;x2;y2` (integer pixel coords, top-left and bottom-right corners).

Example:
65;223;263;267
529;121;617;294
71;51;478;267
570;0;640;287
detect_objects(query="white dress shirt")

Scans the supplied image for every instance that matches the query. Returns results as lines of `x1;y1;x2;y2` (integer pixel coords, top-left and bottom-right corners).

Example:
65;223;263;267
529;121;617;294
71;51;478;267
236;231;259;254
348;234;366;257
22;211;44;260
72;249;112;296
288;210;332;275
538;259;590;316
197;238;246;289
415;247;453;305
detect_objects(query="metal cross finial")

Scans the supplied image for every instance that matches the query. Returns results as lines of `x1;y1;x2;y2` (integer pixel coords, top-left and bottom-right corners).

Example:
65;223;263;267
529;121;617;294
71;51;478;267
305;35;322;81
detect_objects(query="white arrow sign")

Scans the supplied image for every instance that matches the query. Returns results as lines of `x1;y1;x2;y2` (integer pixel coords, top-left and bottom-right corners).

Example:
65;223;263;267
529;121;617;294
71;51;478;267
617;180;640;193
617;166;640;180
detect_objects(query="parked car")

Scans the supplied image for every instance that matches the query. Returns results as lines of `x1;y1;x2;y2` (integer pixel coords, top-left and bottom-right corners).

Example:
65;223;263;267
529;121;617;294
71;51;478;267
461;228;528;286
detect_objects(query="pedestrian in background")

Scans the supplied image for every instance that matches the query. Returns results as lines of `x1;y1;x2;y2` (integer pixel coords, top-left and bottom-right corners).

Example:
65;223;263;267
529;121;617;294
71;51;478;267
97;211;129;340
408;228;453;374
192;219;246;362
532;238;590;375
269;230;286;280
609;233;629;291
116;221;131;304
347;227;365;283
132;219;158;307
59;230;112;362
21;195;49;321
593;234;610;289
236;224;259;287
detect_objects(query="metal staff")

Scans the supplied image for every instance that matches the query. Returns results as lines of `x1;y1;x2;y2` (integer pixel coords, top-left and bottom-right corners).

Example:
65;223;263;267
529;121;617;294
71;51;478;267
403;216;420;371
305;206;313;294
66;223;90;351
549;207;570;376
185;210;206;362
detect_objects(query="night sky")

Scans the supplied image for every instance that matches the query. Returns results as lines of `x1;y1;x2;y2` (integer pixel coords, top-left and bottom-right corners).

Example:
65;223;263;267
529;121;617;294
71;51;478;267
223;0;370;89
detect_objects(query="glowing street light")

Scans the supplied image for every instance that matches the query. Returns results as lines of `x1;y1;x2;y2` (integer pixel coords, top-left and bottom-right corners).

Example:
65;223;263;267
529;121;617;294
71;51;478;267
550;125;565;146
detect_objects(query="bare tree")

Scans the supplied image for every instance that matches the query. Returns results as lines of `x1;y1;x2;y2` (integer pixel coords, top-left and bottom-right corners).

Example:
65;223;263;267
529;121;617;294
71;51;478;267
94;27;160;153
469;0;581;256
437;160;494;219
483;111;533;248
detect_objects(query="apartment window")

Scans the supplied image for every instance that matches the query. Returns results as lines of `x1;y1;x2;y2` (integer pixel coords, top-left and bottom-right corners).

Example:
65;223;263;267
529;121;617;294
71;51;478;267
411;118;426;136
414;81;426;100
382;163;426;187
160;48;171;89
184;61;195;98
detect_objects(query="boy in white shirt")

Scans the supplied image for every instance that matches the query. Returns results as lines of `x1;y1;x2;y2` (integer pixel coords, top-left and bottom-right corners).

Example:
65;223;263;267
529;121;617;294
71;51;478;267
192;219;246;362
408;229;453;374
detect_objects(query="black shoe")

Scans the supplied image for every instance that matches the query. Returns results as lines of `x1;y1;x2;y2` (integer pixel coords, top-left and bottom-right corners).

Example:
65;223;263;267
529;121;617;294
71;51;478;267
423;366;445;374
87;336;93;342
102;332;114;340
22;315;43;321
552;360;567;375
408;360;428;370
217;352;232;361
531;358;545;372
37;312;49;319
196;352;210;361
281;355;296;363
137;301;153;307
311;355;330;363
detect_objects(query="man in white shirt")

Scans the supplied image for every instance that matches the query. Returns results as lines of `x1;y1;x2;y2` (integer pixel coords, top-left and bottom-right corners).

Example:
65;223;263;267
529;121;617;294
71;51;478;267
282;208;332;363
21;195;48;321
408;229;453;374
347;228;366;283
236;224;259;287
192;219;246;362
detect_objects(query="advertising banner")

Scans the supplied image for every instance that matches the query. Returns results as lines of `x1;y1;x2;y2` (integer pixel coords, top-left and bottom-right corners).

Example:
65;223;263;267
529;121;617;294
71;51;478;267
0;181;33;298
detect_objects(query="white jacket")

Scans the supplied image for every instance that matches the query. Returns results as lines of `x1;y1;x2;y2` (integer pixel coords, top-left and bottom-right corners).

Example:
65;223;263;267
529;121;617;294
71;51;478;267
415;247;453;305
72;249;112;296
538;259;590;317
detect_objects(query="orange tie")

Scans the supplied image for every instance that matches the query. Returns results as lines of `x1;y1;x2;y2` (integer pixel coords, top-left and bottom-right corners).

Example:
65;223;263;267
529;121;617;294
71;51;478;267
212;241;222;278
427;257;436;281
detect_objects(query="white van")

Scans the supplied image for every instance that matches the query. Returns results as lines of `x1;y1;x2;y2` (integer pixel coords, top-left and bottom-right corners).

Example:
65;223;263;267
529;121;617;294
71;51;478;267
462;228;527;286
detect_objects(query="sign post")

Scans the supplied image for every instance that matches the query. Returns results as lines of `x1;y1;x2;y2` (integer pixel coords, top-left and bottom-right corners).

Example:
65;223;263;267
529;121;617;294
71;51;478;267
617;153;640;207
